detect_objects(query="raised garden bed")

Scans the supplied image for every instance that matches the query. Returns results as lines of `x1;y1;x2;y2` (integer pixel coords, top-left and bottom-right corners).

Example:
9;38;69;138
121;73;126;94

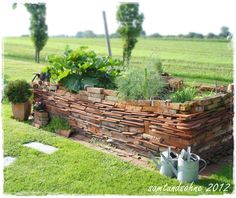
33;82;233;162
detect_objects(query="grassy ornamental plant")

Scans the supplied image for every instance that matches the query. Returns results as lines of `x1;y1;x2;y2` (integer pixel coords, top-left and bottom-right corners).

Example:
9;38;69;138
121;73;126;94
44;116;70;133
5;80;32;104
170;87;197;103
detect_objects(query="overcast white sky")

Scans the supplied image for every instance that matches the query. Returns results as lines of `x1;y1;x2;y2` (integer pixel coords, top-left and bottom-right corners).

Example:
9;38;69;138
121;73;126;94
0;0;235;36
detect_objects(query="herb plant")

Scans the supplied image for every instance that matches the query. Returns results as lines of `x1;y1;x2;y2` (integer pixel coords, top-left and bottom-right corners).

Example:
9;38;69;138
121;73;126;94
170;87;197;103
116;66;165;100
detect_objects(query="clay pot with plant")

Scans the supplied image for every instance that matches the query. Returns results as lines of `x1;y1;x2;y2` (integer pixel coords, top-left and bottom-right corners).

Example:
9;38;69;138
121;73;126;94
44;116;72;138
5;80;32;121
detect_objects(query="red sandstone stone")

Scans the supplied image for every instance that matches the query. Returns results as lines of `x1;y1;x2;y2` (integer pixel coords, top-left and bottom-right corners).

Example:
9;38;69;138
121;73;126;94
103;89;118;96
88;97;102;103
125;105;142;112
87;87;104;94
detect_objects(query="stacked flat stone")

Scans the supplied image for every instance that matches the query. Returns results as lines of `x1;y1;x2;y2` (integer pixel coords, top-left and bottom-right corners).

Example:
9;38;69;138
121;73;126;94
33;111;49;128
33;83;233;161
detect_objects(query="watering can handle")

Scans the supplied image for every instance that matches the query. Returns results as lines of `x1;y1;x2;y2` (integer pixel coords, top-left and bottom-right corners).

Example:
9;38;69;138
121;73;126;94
199;158;207;173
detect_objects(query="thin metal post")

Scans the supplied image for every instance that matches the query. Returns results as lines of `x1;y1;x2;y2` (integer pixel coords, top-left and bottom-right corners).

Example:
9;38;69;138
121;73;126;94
102;11;112;56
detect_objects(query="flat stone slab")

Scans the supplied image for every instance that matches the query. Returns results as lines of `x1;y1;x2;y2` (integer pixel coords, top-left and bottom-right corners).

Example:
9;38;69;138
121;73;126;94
4;156;16;167
23;142;58;154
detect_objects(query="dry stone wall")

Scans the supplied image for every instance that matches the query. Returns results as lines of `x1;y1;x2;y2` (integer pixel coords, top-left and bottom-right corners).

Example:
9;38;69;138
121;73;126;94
33;84;233;161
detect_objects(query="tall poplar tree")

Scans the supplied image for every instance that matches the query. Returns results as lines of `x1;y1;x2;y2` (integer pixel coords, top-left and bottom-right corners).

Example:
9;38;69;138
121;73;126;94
13;3;48;63
116;3;144;65
25;3;48;63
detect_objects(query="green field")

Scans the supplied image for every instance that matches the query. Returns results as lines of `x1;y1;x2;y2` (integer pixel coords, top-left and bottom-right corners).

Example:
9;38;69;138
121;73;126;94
3;37;233;85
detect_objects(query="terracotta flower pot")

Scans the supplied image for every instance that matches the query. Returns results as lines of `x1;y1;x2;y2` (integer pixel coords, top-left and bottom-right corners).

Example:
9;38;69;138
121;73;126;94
12;101;32;121
56;129;72;138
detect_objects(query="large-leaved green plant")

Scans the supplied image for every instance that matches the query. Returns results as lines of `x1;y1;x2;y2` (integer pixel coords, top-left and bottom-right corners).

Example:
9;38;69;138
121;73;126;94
42;47;123;92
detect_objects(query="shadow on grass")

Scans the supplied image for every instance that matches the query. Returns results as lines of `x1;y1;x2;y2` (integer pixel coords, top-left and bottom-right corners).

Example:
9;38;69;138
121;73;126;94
196;164;233;193
211;163;233;181
197;178;233;194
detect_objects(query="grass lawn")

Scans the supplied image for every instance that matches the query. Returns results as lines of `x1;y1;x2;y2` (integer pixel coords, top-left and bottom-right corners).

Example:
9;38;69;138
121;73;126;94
3;37;233;85
3;103;233;195
2;37;234;195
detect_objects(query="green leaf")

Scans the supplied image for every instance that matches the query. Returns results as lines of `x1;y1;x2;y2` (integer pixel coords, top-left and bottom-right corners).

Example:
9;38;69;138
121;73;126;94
60;74;81;92
81;77;99;88
58;69;70;81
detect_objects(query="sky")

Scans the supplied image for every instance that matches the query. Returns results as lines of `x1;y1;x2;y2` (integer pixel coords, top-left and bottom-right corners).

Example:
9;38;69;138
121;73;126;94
0;0;235;37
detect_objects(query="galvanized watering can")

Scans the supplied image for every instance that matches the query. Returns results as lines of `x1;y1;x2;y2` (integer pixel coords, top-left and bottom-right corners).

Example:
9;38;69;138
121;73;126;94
161;147;207;182
150;147;178;178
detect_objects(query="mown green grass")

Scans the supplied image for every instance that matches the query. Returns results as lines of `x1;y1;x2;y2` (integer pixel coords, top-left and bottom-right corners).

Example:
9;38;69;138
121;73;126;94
3;37;233;85
2;37;234;195
3;104;233;195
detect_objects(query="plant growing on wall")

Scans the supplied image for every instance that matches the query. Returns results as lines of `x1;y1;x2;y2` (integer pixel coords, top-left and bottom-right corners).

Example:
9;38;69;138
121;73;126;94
116;3;144;65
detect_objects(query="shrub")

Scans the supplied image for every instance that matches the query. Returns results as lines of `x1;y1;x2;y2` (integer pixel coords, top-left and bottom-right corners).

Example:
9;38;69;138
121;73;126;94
116;67;165;100
4;80;32;104
170;87;197;103
43;47;123;92
44;116;70;133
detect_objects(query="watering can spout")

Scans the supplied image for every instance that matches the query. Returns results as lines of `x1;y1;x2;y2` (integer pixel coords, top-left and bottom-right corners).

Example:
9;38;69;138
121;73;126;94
149;152;161;170
160;153;178;177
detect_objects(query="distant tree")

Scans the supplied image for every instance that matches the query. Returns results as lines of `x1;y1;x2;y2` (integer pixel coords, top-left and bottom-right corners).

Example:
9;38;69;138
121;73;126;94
177;34;184;38
141;30;146;37
83;30;96;38
149;33;162;38
96;34;105;38
75;31;84;38
219;26;231;38
195;33;204;39
206;32;218;39
25;3;48;63
116;3;144;65
185;32;204;39
110;32;121;38
75;30;96;38
13;3;48;63
52;34;69;38
165;35;176;38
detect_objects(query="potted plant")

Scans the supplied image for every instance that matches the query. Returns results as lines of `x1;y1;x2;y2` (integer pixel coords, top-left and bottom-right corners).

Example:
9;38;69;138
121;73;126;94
45;116;72;137
5;80;32;121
